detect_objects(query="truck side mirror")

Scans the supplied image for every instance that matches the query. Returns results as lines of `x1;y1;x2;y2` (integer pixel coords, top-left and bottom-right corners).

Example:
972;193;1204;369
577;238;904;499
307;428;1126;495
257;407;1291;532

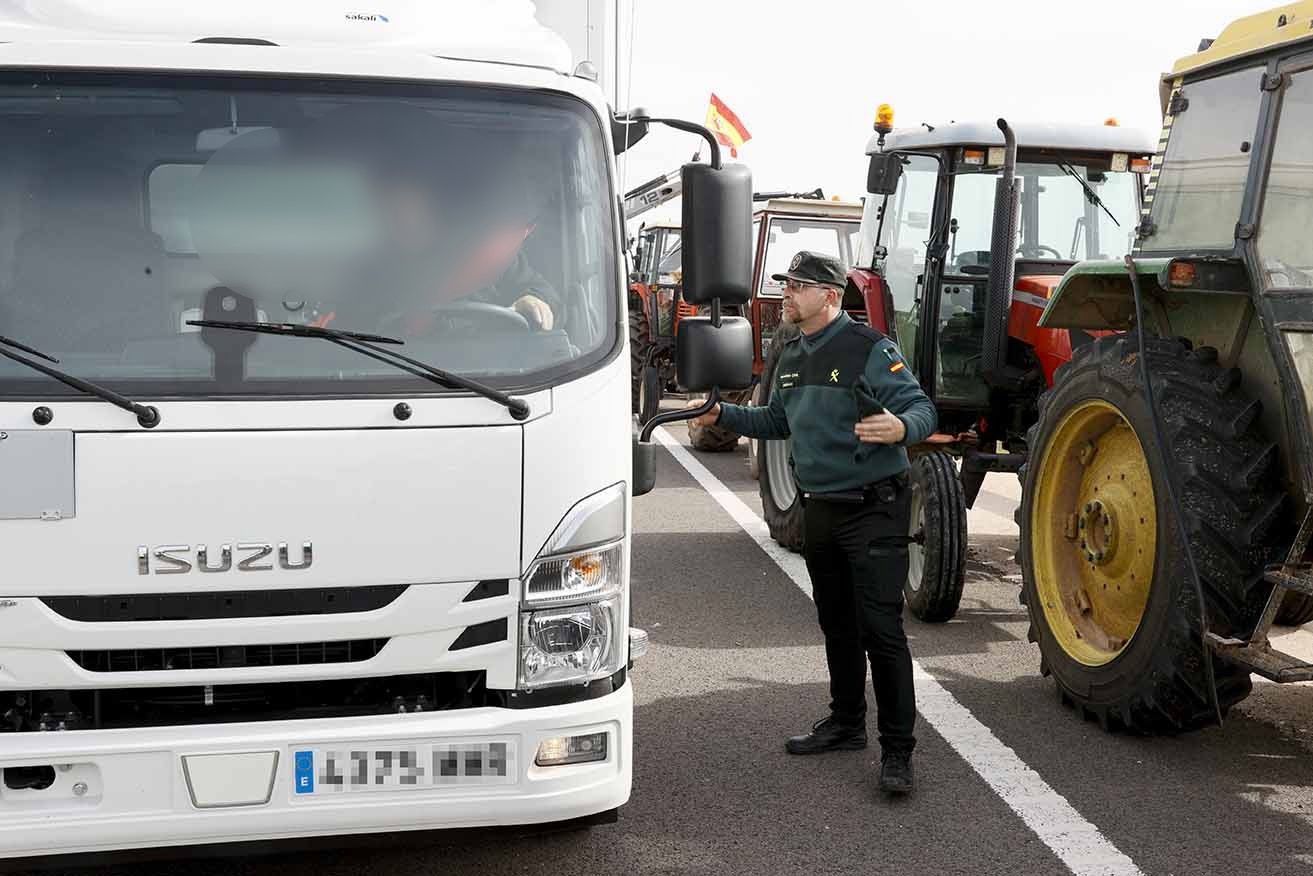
680;162;753;305
612;108;650;156
867;153;903;196
676;316;753;391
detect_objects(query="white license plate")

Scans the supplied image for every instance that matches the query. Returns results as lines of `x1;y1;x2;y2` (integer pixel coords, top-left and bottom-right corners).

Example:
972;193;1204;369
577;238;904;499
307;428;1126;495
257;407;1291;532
292;740;517;795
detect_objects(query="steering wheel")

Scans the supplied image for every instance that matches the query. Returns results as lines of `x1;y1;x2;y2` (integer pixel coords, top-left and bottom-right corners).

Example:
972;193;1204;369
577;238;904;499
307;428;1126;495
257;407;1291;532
1018;245;1064;260
430;300;531;333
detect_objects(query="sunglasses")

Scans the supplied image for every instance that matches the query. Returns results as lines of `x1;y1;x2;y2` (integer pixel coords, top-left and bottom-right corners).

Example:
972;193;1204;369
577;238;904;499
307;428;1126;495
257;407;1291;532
784;279;834;293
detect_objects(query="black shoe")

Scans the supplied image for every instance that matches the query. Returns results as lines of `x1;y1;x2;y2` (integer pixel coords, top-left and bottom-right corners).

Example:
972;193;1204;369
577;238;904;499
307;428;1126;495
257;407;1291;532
879;752;914;795
785;716;867;755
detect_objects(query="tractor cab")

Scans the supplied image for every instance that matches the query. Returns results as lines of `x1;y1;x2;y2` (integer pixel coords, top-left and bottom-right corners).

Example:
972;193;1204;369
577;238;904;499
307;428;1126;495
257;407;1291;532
857;119;1153;441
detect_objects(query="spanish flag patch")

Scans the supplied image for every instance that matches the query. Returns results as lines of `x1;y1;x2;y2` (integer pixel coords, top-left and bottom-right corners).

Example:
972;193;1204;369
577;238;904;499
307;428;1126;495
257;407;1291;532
889;361;906;373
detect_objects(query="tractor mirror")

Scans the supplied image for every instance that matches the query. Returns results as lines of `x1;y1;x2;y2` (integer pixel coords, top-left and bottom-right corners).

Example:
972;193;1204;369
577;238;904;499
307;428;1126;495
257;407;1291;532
675;316;754;391
867;153;903;196
680;162;753;305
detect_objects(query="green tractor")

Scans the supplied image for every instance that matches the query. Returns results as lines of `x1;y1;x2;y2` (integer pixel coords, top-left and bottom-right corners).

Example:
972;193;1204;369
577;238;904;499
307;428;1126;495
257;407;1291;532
1020;2;1313;732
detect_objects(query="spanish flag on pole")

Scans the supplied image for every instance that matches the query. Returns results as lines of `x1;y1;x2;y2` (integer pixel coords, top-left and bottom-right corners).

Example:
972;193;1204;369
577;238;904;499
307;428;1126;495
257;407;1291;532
705;93;751;158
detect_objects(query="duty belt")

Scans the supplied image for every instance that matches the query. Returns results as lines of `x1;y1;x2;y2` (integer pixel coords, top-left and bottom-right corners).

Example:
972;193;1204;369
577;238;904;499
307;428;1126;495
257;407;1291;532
802;471;909;506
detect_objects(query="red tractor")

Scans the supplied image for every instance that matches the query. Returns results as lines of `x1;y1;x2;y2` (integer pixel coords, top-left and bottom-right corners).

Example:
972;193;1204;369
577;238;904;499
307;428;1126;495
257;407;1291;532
754;110;1156;622
628;194;863;450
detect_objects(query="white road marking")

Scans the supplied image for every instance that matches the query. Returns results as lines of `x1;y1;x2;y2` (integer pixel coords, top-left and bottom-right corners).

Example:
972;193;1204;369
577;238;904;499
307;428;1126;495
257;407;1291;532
654;428;1144;876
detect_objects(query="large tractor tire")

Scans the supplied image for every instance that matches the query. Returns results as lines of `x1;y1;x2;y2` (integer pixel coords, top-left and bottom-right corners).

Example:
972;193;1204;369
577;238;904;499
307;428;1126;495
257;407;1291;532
629;305;652;415
758;323;804;552
905;451;968;623
638;363;661;426
1019;335;1285;734
747;382;764;480
1275;592;1313;627
688;389;750;452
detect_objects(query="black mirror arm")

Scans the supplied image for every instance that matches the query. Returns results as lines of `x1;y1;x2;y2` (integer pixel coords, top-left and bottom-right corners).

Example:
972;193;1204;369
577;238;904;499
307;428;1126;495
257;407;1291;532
631;115;723;169
639;387;721;443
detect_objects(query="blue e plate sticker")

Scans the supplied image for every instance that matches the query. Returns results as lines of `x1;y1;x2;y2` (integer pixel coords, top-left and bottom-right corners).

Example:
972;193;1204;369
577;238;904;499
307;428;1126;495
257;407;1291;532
294;750;315;794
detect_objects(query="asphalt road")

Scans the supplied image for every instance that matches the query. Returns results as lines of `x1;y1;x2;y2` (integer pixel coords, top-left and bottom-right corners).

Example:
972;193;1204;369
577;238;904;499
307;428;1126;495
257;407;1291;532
23;419;1313;876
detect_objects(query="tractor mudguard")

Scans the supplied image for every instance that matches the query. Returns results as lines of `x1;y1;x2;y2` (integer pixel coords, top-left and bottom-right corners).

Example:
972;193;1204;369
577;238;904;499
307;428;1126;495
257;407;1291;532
1038;258;1171;331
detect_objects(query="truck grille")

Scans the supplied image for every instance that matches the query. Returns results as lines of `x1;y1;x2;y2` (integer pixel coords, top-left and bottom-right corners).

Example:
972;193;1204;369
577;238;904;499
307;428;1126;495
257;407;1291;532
41;585;408;622
66;639;388;673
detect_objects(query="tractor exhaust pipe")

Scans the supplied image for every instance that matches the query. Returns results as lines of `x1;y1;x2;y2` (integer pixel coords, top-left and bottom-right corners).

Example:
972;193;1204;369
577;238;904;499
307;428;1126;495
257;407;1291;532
982;118;1019;380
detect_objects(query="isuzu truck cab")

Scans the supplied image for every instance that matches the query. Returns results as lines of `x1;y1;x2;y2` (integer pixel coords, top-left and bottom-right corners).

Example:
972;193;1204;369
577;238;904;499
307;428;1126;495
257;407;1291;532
0;0;755;860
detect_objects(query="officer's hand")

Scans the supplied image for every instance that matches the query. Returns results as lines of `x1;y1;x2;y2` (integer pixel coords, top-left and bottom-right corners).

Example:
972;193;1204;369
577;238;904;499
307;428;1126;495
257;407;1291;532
513;294;554;331
688;399;721;428
855;412;906;445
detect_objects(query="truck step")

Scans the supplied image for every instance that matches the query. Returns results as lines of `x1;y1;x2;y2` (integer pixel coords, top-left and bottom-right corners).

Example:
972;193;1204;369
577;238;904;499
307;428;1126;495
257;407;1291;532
1207;633;1313;683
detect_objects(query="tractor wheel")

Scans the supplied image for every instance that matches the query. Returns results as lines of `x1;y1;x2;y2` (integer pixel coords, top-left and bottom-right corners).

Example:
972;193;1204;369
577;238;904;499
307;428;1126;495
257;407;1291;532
1019;335;1285;734
1275;592;1313;627
638;363;661;426
905;451;968;623
758;323;804;552
688;389;749;452
629;305;652;414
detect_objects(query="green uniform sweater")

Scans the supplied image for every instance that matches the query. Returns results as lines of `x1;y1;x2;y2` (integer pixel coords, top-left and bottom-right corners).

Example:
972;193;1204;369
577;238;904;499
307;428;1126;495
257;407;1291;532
717;312;937;493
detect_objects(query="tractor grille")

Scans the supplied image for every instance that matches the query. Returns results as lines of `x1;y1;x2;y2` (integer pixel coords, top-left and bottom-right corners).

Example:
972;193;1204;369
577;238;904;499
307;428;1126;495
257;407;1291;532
66;639;389;673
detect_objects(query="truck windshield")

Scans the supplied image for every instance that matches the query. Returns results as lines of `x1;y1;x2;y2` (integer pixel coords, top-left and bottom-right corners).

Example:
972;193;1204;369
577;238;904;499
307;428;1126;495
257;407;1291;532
0;74;617;398
946;162;1140;270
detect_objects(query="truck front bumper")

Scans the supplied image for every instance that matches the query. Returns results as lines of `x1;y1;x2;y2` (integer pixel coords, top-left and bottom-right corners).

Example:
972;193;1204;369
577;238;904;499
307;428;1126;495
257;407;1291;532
0;682;631;860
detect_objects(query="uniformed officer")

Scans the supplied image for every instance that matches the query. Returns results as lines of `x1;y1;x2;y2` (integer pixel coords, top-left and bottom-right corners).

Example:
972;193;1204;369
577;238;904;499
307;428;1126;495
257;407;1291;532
690;251;936;795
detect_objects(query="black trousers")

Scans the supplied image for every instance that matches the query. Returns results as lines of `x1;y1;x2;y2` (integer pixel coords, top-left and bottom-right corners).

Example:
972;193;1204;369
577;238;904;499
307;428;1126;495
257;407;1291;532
802;479;917;755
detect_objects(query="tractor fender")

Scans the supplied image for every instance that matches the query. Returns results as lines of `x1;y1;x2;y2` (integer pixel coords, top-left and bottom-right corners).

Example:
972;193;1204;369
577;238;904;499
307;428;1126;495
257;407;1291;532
1038;258;1171;332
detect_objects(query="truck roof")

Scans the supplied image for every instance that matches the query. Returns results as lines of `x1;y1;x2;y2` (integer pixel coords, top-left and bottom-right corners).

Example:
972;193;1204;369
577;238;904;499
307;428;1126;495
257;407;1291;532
0;0;574;75
867;121;1156;157
1170;2;1313;78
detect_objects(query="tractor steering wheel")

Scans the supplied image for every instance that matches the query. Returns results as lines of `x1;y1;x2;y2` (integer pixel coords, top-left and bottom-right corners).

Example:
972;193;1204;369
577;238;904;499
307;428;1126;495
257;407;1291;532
1018;244;1064;260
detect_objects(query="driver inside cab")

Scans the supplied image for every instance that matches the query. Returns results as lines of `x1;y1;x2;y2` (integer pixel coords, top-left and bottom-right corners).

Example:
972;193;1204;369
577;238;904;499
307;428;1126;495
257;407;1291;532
309;102;560;337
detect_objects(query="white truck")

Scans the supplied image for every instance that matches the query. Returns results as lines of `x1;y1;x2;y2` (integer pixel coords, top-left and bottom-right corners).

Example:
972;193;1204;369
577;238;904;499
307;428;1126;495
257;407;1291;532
0;0;752;861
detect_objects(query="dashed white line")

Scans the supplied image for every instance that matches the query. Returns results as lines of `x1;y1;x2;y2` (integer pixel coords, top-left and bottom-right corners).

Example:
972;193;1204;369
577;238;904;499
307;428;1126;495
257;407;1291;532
653;428;1144;876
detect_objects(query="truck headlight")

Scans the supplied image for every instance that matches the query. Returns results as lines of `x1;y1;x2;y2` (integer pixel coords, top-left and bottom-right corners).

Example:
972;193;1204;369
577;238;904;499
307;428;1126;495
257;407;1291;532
519;483;629;690
524;541;624;605
520;598;624;689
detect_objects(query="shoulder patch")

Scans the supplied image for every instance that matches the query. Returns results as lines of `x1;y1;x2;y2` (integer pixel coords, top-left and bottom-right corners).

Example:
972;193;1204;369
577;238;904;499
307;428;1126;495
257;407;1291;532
878;341;908;373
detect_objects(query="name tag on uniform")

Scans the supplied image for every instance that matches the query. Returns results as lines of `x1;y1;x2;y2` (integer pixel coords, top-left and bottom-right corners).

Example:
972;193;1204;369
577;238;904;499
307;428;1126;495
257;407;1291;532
779;371;799;389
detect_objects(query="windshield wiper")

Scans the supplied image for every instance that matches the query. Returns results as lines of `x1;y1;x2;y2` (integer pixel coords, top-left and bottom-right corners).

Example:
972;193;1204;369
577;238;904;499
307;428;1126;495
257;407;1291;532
1058;162;1120;229
188;319;531;421
0;333;161;427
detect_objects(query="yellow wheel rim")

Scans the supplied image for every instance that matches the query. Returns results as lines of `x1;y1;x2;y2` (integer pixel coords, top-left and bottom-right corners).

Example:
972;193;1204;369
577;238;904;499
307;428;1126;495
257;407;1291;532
1031;398;1157;666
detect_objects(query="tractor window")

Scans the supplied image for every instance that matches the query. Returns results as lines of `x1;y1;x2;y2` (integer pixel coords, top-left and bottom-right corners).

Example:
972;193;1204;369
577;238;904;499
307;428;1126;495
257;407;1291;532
1258;69;1313;288
759;218;856;298
948;163;1139;267
874;153;940;369
1145;67;1262;252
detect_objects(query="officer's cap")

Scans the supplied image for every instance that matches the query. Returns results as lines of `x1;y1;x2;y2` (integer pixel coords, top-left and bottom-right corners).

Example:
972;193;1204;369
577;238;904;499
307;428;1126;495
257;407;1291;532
771;251;847;290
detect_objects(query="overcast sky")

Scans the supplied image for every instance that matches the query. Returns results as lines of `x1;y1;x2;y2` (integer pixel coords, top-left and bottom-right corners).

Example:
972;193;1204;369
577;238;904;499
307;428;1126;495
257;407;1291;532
612;0;1275;221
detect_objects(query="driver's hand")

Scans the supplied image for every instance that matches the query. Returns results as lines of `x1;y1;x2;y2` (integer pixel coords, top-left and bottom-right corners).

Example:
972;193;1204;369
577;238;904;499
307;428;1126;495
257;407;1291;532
513;294;554;331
